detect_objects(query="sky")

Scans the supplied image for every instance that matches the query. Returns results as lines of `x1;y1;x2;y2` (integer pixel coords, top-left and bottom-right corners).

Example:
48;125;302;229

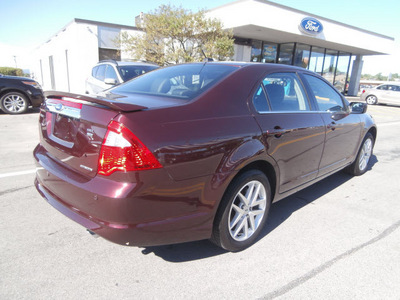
0;0;399;75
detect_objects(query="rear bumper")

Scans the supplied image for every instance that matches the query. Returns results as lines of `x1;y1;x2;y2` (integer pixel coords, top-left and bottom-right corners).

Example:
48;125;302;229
33;144;214;246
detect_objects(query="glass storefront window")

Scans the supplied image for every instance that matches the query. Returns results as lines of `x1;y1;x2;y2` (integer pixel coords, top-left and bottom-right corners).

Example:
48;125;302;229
251;40;262;62
334;52;351;93
278;43;294;65
294;44;311;68
262;43;277;63
308;47;325;74
322;49;338;84
244;40;352;93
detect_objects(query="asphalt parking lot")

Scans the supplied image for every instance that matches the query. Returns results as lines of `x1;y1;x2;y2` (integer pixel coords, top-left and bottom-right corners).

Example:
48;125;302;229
1;102;400;299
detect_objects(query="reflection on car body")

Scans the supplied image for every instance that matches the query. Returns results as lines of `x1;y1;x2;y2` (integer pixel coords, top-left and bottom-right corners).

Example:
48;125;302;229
34;62;377;251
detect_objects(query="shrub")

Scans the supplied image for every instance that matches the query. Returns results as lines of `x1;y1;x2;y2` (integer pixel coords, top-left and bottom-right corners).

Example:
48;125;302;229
0;67;24;77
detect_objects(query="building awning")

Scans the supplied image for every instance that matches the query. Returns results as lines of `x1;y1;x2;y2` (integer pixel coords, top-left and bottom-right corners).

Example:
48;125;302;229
208;0;395;56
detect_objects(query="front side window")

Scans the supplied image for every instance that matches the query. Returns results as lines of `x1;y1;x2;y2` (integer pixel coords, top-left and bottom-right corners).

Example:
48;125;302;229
303;74;345;112
388;85;400;91
117;65;159;81
392;85;400;92
105;65;118;81
253;73;310;112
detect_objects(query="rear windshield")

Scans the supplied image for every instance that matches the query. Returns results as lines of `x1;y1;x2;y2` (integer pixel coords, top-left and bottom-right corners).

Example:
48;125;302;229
111;64;239;100
117;65;159;81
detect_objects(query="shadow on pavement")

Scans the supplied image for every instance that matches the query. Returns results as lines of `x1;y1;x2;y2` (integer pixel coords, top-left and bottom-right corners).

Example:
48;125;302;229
0;107;40;115
139;155;378;262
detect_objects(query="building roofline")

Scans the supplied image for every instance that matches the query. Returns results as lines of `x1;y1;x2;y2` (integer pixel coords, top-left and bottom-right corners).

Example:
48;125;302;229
35;18;141;50
209;0;394;41
72;18;140;31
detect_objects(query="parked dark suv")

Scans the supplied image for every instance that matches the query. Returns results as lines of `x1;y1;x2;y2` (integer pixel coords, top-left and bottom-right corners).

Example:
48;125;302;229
0;74;44;114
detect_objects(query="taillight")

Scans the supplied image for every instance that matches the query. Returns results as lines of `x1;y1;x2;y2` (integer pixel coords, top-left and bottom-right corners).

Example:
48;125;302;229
362;89;365;94
98;121;162;176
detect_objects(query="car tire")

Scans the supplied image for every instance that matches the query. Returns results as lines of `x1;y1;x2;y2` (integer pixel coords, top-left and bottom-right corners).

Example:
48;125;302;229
345;133;374;176
0;92;29;114
211;170;271;252
365;95;378;105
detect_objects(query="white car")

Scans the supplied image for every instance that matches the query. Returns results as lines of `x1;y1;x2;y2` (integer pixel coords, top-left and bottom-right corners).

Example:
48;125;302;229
85;60;158;94
360;83;400;106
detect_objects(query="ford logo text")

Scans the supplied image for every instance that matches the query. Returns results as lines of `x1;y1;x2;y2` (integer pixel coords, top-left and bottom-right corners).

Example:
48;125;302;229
300;17;323;35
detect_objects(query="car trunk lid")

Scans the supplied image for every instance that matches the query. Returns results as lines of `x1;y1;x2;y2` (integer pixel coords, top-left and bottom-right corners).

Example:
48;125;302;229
39;92;148;178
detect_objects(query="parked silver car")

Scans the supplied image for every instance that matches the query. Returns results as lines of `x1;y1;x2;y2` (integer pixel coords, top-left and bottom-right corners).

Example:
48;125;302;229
360;83;400;106
85;60;158;94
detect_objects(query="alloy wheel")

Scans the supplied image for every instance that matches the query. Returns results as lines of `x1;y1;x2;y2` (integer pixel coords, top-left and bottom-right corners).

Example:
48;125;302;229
366;95;377;105
359;137;373;171
228;180;267;241
3;94;27;113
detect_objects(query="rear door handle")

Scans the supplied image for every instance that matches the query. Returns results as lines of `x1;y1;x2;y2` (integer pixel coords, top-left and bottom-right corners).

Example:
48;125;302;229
327;122;336;131
270;126;289;138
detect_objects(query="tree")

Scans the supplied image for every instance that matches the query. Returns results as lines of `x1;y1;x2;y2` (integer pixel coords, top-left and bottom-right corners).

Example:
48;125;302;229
117;4;234;66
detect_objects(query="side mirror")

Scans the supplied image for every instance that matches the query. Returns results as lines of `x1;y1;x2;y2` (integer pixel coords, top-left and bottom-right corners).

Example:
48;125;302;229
350;102;367;114
331;110;349;121
104;78;118;85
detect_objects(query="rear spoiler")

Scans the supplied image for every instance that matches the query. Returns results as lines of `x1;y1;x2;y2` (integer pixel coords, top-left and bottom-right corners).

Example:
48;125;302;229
44;91;147;112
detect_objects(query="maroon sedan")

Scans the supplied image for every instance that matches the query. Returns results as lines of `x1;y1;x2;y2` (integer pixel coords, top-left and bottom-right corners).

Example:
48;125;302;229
34;62;376;251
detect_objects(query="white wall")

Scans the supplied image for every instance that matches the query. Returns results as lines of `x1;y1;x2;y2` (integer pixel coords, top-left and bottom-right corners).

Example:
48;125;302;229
32;21;142;94
31;22;98;93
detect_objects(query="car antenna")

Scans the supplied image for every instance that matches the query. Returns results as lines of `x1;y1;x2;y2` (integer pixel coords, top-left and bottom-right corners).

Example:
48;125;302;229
201;49;213;64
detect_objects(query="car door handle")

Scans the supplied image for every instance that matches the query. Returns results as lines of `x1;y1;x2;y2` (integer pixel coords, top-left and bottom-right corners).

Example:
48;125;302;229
327;122;336;131
270;126;289;138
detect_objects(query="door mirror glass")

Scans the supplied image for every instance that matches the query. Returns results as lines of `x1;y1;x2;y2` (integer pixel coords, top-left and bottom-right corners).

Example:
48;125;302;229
350;102;367;114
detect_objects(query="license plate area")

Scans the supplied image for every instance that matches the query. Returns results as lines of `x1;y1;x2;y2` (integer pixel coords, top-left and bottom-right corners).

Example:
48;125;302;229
53;114;76;143
45;99;83;148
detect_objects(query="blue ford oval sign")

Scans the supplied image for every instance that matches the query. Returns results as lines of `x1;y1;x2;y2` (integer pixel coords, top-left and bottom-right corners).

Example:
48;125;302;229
55;103;64;111
300;17;323;35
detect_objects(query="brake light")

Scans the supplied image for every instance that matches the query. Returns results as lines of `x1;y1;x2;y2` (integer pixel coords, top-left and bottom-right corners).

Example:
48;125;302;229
362;89;365;94
98;121;162;176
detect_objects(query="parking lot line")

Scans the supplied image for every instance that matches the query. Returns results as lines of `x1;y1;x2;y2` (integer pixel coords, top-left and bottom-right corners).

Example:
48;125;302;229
0;169;36;179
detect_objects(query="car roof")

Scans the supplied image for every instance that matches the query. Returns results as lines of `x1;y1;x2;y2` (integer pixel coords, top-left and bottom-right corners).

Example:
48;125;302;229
179;61;312;74
97;60;158;67
377;82;400;86
0;75;35;81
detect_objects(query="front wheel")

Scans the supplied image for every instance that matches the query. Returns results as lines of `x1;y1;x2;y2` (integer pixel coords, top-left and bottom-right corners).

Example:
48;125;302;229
345;133;374;176
0;92;29;114
366;95;378;105
211;170;271;252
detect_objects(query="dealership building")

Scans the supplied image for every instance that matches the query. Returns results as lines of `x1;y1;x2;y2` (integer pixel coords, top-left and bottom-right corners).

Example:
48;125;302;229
32;0;395;96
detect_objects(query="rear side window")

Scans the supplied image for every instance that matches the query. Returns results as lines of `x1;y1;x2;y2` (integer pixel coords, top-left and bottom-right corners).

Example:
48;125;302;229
253;85;270;112
377;85;388;90
112;64;238;100
303;74;345;112
95;64;107;81
253;73;310;112
92;66;99;77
